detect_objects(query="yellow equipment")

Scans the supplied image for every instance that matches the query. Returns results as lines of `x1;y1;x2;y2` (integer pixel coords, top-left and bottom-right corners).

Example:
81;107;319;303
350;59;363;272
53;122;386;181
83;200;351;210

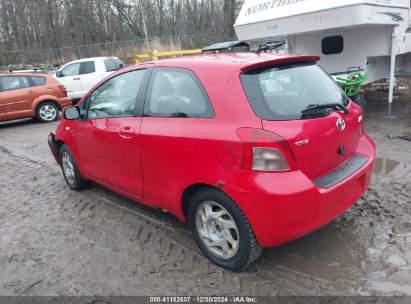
135;49;202;64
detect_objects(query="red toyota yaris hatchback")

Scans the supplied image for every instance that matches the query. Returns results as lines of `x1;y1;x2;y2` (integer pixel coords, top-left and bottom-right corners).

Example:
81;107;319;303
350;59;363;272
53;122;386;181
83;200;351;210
49;53;376;270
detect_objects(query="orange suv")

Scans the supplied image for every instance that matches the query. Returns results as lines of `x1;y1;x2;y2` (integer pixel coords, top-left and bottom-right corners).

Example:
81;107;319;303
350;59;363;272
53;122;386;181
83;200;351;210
0;72;71;123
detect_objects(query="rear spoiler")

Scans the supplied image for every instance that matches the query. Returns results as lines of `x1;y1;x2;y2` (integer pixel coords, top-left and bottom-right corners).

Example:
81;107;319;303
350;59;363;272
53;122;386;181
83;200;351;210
241;55;321;72
202;41;250;53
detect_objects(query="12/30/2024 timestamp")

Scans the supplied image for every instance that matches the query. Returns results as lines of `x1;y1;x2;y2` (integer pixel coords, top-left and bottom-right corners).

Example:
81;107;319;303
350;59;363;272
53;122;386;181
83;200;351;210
150;297;257;303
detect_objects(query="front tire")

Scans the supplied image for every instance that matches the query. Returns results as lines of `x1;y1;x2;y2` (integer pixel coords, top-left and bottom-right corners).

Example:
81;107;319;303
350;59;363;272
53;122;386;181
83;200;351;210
36;102;60;122
189;188;263;271
59;145;87;190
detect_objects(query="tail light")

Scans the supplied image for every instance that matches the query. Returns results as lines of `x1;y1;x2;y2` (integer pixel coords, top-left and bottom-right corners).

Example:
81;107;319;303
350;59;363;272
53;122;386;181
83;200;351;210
236;128;297;172
57;85;67;97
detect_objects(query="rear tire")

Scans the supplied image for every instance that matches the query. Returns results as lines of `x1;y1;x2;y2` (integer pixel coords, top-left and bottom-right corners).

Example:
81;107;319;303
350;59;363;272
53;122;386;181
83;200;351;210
59;145;88;190
36;101;60;122
188;187;263;271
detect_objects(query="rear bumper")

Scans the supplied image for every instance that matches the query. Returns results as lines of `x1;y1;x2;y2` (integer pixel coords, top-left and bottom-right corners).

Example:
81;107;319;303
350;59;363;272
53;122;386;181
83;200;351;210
48;132;61;165
225;134;376;248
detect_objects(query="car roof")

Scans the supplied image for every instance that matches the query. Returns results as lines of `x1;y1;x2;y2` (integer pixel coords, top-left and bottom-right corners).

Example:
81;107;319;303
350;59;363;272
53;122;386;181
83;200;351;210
66;56;118;63
109;52;321;79
150;53;321;71
0;72;51;77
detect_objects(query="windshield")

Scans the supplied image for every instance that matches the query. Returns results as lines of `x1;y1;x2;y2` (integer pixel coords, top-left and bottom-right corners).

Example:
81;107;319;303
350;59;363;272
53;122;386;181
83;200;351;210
240;62;349;120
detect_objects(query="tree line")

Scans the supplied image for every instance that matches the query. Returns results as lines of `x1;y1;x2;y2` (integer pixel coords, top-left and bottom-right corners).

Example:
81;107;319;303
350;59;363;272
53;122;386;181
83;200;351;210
0;0;242;64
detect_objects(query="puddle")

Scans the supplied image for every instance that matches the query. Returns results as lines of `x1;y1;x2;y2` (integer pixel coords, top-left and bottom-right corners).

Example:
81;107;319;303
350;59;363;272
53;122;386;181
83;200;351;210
373;158;411;178
368;280;411;295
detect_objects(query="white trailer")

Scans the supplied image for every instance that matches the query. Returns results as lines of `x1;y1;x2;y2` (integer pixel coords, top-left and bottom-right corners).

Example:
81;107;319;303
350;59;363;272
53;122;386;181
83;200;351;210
234;0;411;116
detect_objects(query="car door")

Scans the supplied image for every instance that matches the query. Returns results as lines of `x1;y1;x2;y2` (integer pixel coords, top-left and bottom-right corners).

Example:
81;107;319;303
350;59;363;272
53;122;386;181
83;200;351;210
0;75;39;120
75;68;150;198
78;61;100;94
58;62;83;99
139;67;216;210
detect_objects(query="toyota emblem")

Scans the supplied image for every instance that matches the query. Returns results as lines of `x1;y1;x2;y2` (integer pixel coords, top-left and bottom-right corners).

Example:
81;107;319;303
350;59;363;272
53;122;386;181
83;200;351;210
336;118;346;131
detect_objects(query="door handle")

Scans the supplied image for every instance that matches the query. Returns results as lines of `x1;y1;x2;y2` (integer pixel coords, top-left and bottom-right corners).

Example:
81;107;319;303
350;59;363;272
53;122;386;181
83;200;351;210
27;90;36;94
73;78;80;80
119;126;135;139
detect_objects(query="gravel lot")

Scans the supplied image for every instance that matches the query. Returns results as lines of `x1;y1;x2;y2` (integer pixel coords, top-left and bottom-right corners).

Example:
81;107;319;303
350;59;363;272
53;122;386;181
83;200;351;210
0;99;410;296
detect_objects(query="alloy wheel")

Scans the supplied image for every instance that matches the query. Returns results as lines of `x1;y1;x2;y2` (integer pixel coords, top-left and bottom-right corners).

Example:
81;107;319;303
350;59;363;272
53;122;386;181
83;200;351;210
62;152;75;185
39;105;57;121
195;201;240;259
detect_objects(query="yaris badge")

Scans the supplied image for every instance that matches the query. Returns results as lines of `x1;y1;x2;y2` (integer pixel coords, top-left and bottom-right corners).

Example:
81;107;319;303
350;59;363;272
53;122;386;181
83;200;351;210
336;118;346;131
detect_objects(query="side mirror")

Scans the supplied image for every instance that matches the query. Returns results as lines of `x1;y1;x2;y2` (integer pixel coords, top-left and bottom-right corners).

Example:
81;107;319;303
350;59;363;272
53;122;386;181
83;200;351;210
56;71;62;77
63;106;80;120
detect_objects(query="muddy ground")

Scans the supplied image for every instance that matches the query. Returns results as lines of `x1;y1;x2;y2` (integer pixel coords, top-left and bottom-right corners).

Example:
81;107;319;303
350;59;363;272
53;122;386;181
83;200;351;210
0;98;410;296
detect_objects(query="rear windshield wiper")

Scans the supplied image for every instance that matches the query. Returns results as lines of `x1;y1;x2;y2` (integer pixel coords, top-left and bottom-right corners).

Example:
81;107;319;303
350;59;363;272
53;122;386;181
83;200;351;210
301;103;349;115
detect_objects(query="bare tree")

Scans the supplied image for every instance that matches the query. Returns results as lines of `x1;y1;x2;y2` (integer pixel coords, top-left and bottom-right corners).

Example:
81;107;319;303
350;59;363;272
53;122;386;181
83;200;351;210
0;0;242;65
223;0;236;38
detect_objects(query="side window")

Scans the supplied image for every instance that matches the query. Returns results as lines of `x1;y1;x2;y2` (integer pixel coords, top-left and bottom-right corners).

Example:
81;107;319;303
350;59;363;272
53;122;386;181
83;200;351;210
0;76;30;92
104;58;122;72
86;69;146;119
30;76;46;86
322;35;344;55
145;68;214;118
61;63;81;77
81;61;96;74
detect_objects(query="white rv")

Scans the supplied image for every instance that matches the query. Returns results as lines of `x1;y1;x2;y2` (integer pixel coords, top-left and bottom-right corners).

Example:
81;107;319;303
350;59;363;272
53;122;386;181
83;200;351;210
234;0;411;116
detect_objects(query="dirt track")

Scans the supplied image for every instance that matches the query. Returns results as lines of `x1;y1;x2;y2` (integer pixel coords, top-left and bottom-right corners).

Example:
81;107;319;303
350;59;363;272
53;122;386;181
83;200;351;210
0;99;410;296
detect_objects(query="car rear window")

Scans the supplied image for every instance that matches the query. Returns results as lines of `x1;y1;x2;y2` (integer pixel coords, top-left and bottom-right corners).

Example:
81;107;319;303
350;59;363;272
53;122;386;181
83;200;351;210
30;76;46;86
104;58;123;72
240;62;349;121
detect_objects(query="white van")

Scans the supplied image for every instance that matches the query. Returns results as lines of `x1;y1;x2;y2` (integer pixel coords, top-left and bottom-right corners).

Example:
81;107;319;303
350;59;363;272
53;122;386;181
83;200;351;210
54;57;124;101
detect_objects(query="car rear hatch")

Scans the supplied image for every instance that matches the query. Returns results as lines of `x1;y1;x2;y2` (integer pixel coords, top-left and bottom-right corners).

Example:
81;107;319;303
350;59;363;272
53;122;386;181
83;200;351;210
241;60;364;180
261;105;362;179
